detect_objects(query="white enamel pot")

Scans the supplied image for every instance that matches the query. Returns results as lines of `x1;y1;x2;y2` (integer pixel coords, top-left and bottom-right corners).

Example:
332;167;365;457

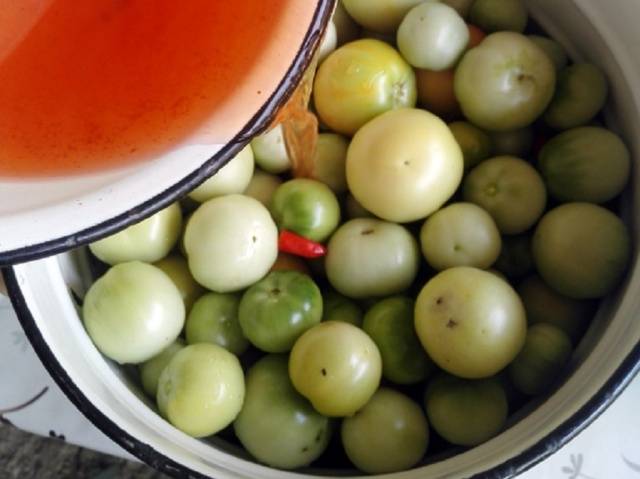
4;0;640;478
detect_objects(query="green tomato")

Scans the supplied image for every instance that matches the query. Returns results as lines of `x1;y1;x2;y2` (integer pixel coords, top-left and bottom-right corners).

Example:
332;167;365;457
239;271;322;353
325;218;420;299
449;121;492;170
420;202;502;271
184;195;278;293
243;169;283;208
188;145;254;202
157;343;244;438
532;203;631;299
341;388;429;474
455;32;556;131
271;178;341;242
463;156;547;234
538;127;630;204
185;293;249;356
234;355;331;469
250;124;291;174
323;290;364;327
341;0;425;33
289;321;382;417
397;2;469;71
425;373;508;446
544;64;608;130
469;0;528;33
154;255;204;313
313;39;417;135
493;234;534;279
415;267;526;378
508;323;573;395
89;203;182;265
528;35;568;71
489;127;533;158
517;275;593;343
347;108;463;223
363;296;434;384
309;133;350;194
83;262;185;364
139;340;185;398
332;0;360;45
441;0;474;18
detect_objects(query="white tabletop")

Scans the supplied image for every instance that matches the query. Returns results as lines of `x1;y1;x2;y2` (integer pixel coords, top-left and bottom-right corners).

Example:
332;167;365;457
1;295;638;478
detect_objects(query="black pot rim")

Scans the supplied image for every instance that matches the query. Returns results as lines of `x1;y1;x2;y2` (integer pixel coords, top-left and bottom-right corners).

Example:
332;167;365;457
0;0;334;268
5;263;640;478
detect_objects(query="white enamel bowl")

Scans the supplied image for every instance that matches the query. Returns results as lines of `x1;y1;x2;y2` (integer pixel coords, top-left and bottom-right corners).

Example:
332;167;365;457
4;0;640;478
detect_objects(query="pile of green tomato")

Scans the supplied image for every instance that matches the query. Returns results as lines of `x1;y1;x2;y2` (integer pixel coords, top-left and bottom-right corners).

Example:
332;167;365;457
81;0;632;474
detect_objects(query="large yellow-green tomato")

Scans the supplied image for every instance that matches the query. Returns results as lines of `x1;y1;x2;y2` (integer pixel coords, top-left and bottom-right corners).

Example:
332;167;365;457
397;2;469;71
508;323;573;395
243;169;283;207
154;255;204;313
415;267;526;378
188;145;254;202
347;108;463;222
289;321;382;417
185;292;249;356
532;203;631;299
234;355;331;469
341;388;429;474
313;40;417;136
363;296;434;384
157;343;244;438
425;374;508;446
325;218;420;299
517;275;593;342
341;0;425;33
463;156;547;234
538;127;630;204
89;203;182;265
139;340;185;398
83;262;185;364
455;32;556;131
420;202;502;271
184;195;278;292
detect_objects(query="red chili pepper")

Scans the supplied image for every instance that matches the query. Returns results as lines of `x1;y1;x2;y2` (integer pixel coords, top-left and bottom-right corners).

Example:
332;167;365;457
278;230;327;259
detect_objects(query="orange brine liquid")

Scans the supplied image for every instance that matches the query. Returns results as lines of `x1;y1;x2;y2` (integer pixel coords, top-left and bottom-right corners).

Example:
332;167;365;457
0;0;289;177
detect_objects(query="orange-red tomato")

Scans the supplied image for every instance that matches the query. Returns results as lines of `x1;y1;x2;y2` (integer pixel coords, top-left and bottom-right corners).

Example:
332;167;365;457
467;24;486;49
415;69;461;120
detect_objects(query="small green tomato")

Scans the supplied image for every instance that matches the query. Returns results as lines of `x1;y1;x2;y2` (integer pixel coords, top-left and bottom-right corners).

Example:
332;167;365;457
243;169;283;208
528;35;568;71
449;121;492;170
250;124;291;174
397;2;469;71
83;262;185;364
157;343;244;438
489;127;533;158
425;373;508;446
89;203;182;265
154;255;204;313
289;321;382;417
139;340;185;398
415;267;526;378
271;178;341;243
420;202;502;271
185;292;249;356
363;296;434;384
341;0;426;33
532;203;631;299
309;133;350;194
463;156;547;234
508;323;573;395
322;290;364;327
188;145;254;202
234;355;331;469
342;388;429;474
469;0;528;33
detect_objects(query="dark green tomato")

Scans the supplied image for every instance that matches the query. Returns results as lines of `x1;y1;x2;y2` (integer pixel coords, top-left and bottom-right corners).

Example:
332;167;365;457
363;296;434;384
239;271;323;353
271;178;341;242
508;323;573;395
185;292;249;356
322;290;363;327
494;234;534;280
425;373;508;446
234;355;332;469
